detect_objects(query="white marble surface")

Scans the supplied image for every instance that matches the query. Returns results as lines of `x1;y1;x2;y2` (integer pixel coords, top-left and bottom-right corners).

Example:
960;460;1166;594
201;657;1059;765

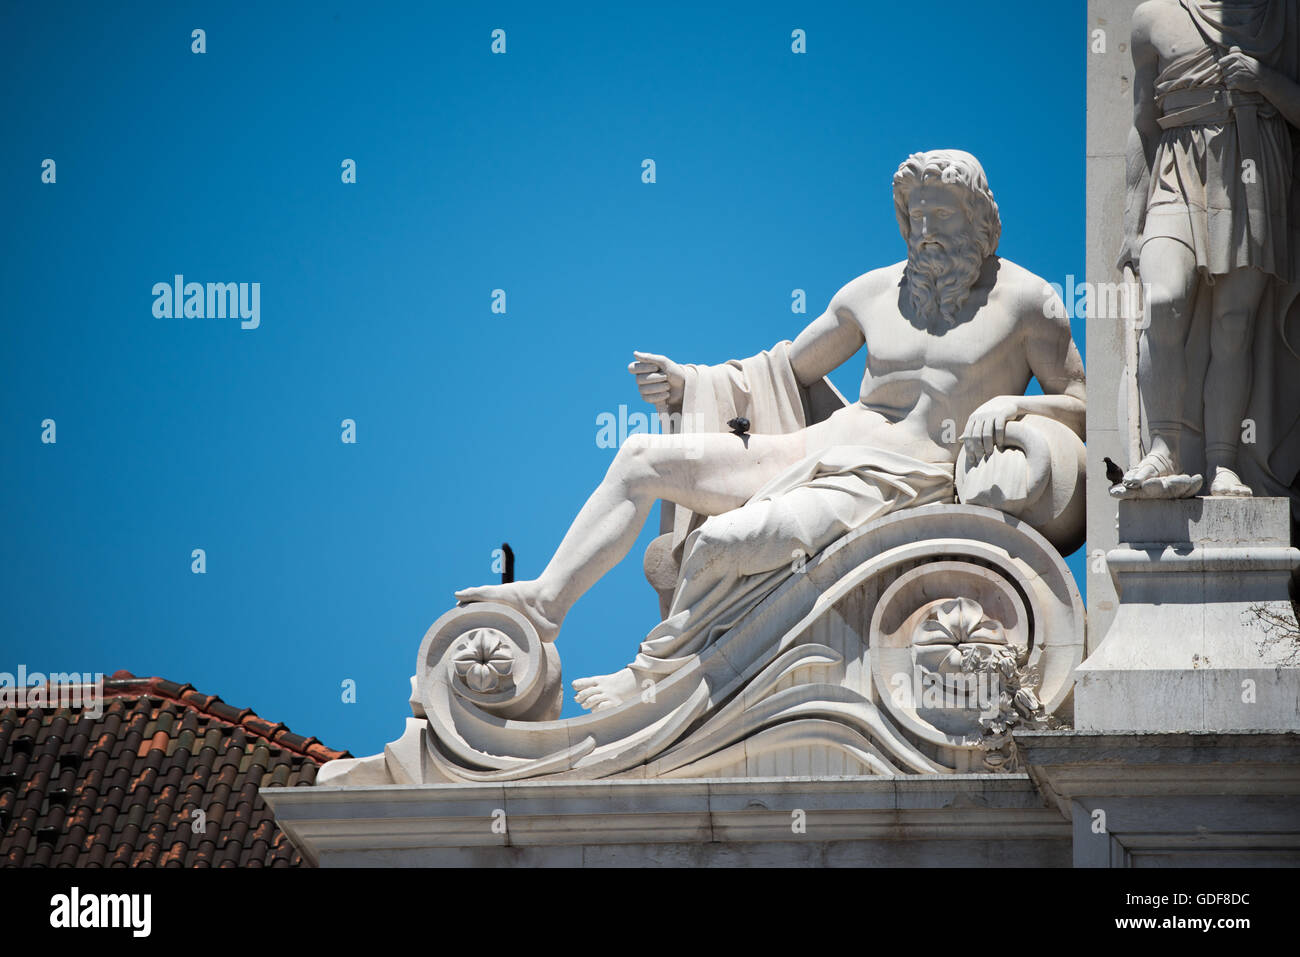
1075;497;1300;732
263;774;1071;867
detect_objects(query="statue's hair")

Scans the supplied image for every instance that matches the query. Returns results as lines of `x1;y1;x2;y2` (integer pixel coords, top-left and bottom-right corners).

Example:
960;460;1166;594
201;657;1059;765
892;150;1001;259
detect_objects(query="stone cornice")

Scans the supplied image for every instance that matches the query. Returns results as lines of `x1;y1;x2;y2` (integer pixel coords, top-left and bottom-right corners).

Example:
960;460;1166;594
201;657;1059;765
263;774;1069;867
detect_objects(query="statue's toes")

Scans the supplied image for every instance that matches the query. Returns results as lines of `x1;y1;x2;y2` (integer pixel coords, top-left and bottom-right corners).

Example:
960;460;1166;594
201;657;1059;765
1122;464;1158;488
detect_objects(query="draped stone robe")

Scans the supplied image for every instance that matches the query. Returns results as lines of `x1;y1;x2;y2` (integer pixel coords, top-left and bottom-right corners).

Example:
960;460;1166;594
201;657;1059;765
630;342;955;676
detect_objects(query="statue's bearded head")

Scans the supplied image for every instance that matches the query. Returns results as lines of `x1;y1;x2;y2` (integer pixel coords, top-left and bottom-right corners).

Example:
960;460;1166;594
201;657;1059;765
892;150;1001;326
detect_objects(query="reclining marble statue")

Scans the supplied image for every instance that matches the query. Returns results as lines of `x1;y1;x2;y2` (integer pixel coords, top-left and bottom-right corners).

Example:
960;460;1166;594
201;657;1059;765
455;149;1086;712
1114;0;1300;501
321;149;1089;785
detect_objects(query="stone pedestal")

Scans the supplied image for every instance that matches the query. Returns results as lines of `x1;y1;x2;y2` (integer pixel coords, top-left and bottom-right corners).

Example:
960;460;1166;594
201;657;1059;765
1075;497;1300;732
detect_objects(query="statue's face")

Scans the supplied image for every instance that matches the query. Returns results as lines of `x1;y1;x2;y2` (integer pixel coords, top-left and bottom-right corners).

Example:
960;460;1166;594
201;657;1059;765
906;179;972;253
901;174;986;326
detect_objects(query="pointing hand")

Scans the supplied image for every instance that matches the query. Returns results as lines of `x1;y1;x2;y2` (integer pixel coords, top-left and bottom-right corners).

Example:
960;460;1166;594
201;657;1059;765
629;351;685;408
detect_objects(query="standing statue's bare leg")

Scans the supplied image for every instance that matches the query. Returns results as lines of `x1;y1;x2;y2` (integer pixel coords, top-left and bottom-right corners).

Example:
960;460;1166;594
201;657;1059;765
454;430;807;646
1125;234;1198;487
1205;267;1269;496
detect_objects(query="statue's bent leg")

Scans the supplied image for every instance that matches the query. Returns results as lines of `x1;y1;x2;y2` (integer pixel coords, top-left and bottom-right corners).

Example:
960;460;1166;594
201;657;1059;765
576;475;861;712
576;457;948;712
455;429;808;642
1205;267;1269;495
1128;227;1199;485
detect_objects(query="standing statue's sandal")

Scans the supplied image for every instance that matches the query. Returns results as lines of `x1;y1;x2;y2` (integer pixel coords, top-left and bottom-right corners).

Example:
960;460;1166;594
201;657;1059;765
1110;448;1202;499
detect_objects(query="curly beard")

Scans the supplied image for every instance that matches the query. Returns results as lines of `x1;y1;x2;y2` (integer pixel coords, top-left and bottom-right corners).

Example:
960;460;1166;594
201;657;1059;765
905;234;986;327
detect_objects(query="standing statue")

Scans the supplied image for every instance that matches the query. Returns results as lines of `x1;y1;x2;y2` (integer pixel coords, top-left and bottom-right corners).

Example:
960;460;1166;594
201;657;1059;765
454;149;1087;712
1117;0;1300;500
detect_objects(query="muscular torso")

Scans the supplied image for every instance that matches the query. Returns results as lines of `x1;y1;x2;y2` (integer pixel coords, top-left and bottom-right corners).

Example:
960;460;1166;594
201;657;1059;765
1142;0;1214;69
804;257;1038;465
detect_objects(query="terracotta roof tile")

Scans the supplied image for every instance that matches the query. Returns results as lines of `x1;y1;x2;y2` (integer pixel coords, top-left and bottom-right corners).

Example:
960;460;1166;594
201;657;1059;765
1;671;349;868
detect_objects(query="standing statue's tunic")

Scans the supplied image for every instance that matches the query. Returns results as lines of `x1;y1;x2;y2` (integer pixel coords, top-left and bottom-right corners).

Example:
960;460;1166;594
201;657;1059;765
1145;40;1294;281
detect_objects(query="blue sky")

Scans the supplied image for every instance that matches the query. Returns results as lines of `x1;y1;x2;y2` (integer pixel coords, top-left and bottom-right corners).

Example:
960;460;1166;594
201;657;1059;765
1;2;1085;755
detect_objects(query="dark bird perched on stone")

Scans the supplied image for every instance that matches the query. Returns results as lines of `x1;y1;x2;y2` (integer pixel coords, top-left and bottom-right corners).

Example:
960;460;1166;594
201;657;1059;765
501;542;515;584
1103;457;1124;486
727;417;750;437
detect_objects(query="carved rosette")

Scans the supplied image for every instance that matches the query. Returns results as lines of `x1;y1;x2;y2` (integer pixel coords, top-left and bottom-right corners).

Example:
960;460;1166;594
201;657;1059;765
417;602;563;723
870;560;1065;772
452;628;516;693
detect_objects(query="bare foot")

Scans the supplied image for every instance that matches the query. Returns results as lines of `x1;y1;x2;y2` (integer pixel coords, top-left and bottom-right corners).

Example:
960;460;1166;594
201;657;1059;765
1122;448;1178;489
1209;466;1252;497
453;579;561;643
572;668;643;711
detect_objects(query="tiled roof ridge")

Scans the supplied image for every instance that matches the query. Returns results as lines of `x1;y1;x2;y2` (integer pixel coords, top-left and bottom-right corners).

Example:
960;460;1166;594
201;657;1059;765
3;669;353;867
87;670;352;764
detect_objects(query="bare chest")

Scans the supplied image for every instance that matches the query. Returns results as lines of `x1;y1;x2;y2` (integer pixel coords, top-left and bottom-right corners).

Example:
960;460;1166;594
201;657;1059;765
1149;5;1214;64
856;295;1022;380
